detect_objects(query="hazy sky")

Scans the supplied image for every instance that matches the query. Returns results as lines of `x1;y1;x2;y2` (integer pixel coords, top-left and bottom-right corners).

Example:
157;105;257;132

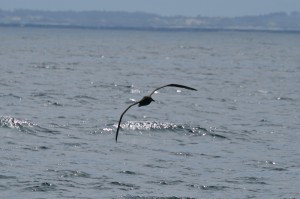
1;0;300;17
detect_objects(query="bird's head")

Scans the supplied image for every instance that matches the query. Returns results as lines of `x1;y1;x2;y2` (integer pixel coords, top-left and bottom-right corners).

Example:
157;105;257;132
150;97;155;102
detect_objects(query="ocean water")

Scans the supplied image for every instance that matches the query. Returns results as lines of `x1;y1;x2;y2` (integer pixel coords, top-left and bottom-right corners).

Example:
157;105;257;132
0;27;300;199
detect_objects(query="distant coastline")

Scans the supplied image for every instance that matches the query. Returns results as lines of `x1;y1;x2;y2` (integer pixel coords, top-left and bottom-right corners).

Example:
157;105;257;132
2;23;300;34
1;9;300;32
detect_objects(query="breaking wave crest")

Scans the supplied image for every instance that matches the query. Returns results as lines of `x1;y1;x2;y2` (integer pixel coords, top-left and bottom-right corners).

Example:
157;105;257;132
0;116;35;130
0;116;59;135
119;121;180;131
102;121;227;139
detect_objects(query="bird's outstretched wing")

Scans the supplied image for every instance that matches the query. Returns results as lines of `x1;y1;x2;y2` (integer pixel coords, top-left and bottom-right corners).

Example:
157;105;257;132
149;84;197;96
115;101;139;142
115;84;197;142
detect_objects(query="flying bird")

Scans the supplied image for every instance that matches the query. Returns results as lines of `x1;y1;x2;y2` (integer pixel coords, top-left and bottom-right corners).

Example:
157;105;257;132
115;84;197;142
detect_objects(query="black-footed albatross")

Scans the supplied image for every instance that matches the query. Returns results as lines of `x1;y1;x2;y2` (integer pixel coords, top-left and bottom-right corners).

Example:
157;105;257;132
115;84;197;142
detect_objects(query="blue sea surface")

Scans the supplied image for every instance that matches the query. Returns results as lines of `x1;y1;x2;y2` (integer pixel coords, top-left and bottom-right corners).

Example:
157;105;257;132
0;27;300;198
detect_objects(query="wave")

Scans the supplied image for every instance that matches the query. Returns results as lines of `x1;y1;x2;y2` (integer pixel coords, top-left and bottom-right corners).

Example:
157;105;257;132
0;116;59;135
0;116;35;130
102;121;227;139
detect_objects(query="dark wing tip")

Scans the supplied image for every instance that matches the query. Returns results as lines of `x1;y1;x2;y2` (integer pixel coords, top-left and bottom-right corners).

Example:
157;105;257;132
115;101;140;143
189;87;197;91
167;84;197;91
115;125;120;142
149;84;197;96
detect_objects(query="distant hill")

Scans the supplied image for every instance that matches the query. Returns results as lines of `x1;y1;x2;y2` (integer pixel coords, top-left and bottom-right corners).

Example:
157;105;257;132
1;9;300;31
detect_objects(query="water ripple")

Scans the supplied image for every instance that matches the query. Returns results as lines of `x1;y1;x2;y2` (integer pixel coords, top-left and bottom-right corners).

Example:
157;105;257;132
148;180;184;186
234;177;268;185
23;182;56;192
0;174;17;179
0;93;22;99
119;170;140;175
188;184;229;191
110;181;140;191
244;159;288;171
48;169;91;179
31;61;58;70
